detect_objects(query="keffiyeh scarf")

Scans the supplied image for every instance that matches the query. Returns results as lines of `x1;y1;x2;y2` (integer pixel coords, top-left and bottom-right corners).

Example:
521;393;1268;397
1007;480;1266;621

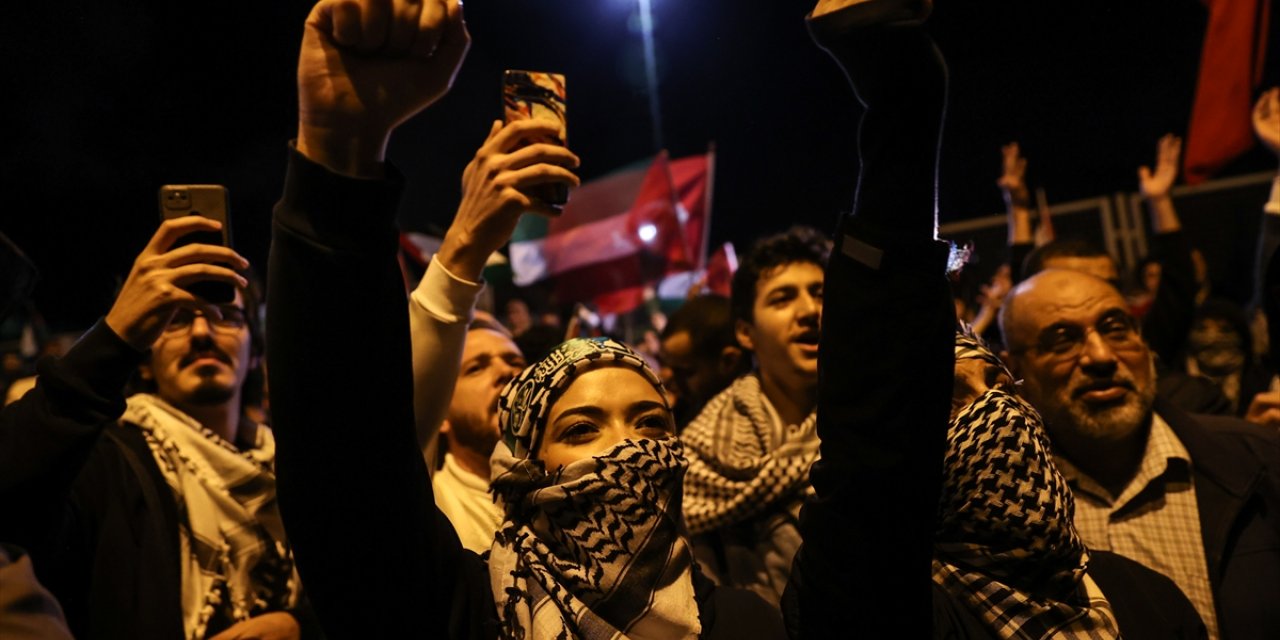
489;438;701;640
933;336;1119;639
489;337;705;639
680;374;818;536
123;394;298;639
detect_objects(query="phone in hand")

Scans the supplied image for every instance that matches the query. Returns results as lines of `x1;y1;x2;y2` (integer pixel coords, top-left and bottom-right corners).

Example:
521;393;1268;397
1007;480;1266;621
157;184;236;304
503;69;568;212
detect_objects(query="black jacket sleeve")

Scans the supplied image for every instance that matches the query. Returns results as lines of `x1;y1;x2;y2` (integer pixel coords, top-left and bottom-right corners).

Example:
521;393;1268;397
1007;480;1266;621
268;148;491;639
1143;230;1197;367
785;13;954;639
0;320;142;550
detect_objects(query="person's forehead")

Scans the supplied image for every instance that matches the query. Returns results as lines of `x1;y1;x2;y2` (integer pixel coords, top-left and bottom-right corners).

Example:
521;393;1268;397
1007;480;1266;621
1018;270;1126;327
464;327;521;357
1041;255;1118;281
549;367;663;415
755;261;823;296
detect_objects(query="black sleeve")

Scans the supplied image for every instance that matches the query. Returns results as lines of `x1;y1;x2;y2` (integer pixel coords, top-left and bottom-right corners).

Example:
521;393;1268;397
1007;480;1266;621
268;148;485;638
785;14;954;639
1143;230;1196;367
0;320;142;550
1256;215;1280;368
1009;241;1033;285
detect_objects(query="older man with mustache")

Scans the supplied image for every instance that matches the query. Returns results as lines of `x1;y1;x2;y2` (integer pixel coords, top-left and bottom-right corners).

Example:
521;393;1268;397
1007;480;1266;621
1001;268;1280;640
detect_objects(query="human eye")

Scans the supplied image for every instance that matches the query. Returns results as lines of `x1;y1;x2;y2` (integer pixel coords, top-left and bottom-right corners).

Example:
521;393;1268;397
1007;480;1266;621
1098;313;1135;340
768;289;795;306
636;413;674;438
217;308;247;328
462;357;487;376
559;422;600;444
167;309;194;330
1042;326;1082;355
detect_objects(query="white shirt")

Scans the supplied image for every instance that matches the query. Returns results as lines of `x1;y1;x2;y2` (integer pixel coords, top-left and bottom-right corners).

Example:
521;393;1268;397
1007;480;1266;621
432;453;504;553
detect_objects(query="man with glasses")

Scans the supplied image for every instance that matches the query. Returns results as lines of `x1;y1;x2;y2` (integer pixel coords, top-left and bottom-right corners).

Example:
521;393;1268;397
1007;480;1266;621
1000;268;1280;640
0;218;316;639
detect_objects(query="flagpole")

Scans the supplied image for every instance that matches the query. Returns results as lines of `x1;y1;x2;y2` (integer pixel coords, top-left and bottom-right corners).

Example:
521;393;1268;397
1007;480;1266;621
699;142;716;271
637;0;664;153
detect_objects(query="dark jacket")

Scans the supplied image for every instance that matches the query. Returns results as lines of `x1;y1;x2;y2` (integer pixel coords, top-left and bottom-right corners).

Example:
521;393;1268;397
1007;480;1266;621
1157;397;1280;640
267;147;787;640
0;321;320;639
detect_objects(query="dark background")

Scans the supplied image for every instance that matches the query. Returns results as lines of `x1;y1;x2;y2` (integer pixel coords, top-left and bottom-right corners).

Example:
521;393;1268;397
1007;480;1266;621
2;0;1277;331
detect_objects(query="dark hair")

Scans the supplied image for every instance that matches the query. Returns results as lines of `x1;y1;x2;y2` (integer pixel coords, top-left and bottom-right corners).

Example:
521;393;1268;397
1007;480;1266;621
1022;238;1113;278
661;294;738;361
730;226;831;324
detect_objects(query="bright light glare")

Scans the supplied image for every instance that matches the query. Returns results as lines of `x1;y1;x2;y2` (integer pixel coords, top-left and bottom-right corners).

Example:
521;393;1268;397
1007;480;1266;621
638;223;658;242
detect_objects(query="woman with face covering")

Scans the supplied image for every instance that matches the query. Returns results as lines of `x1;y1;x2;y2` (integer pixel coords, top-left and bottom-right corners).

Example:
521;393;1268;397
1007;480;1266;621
267;1;787;633
785;1;1205;638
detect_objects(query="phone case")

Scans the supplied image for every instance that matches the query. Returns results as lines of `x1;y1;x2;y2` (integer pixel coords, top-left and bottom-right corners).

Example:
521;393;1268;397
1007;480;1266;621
157;185;236;304
503;70;568;209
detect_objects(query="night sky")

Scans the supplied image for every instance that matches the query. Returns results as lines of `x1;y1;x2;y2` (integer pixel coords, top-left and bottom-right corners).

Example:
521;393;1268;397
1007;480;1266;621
3;0;1277;331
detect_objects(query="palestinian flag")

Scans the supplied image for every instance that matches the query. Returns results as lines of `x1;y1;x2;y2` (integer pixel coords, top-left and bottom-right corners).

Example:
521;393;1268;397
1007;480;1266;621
510;149;713;314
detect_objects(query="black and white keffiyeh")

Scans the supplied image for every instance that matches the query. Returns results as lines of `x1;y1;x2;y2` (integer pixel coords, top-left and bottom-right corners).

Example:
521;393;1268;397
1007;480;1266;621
933;335;1119;639
679;374;819;537
123;393;298;639
488;337;705;640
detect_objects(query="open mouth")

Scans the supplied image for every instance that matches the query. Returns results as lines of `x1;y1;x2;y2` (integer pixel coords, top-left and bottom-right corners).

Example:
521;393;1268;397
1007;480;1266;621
793;330;821;347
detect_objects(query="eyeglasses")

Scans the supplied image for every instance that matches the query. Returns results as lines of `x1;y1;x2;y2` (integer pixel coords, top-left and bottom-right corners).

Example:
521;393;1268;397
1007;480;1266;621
1021;311;1144;363
163;306;248;334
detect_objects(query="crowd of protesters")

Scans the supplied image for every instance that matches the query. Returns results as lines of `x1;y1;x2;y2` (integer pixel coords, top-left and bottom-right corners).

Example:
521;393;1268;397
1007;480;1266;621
3;0;1280;638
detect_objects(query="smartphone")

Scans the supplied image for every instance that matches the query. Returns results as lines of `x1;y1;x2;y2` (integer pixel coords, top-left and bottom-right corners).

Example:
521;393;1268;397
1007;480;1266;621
157;184;236;304
502;70;568;211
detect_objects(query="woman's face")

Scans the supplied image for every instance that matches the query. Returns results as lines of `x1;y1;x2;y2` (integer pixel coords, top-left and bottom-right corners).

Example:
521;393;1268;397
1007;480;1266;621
537;366;675;472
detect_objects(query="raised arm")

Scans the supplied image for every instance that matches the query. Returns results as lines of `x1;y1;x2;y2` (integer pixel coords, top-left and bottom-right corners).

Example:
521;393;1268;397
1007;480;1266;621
267;1;473;635
1246;88;1280;426
0;217;246;550
788;2;953;637
411;120;580;458
999;142;1039;283
1137;133;1197;366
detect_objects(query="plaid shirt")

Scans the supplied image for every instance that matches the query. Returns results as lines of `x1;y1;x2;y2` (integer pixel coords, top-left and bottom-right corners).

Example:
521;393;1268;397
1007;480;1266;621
1055;413;1219;639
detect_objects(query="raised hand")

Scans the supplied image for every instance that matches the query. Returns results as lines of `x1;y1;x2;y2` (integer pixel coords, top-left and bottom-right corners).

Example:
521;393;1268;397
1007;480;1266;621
104;218;249;351
998;142;1033;245
1138;134;1182;200
997;142;1030;206
436;119;581;280
296;0;470;176
1254;88;1280;156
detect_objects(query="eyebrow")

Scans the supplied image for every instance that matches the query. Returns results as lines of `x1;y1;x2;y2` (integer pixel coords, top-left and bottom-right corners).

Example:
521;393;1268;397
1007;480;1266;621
1035;307;1132;338
551;400;668;425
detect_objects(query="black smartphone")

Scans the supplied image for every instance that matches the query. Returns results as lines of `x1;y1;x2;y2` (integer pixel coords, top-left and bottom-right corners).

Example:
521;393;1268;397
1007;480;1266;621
503;69;568;211
157;184;236;304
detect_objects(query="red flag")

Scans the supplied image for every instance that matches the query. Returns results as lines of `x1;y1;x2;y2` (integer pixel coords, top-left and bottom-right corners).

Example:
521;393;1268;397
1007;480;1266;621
1183;0;1272;183
546;151;712;314
704;242;738;297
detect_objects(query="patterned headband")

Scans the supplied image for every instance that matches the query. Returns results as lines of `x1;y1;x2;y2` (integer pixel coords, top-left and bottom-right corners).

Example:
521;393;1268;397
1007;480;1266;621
497;337;669;459
954;329;1015;382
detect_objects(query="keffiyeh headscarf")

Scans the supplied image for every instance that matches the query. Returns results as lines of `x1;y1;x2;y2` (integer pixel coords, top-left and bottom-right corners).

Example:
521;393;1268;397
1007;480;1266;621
488;338;706;640
932;334;1119;639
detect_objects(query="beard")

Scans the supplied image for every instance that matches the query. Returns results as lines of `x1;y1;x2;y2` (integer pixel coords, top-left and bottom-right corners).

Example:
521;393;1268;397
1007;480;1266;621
1026;359;1157;444
182;378;239;406
449;410;502;459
